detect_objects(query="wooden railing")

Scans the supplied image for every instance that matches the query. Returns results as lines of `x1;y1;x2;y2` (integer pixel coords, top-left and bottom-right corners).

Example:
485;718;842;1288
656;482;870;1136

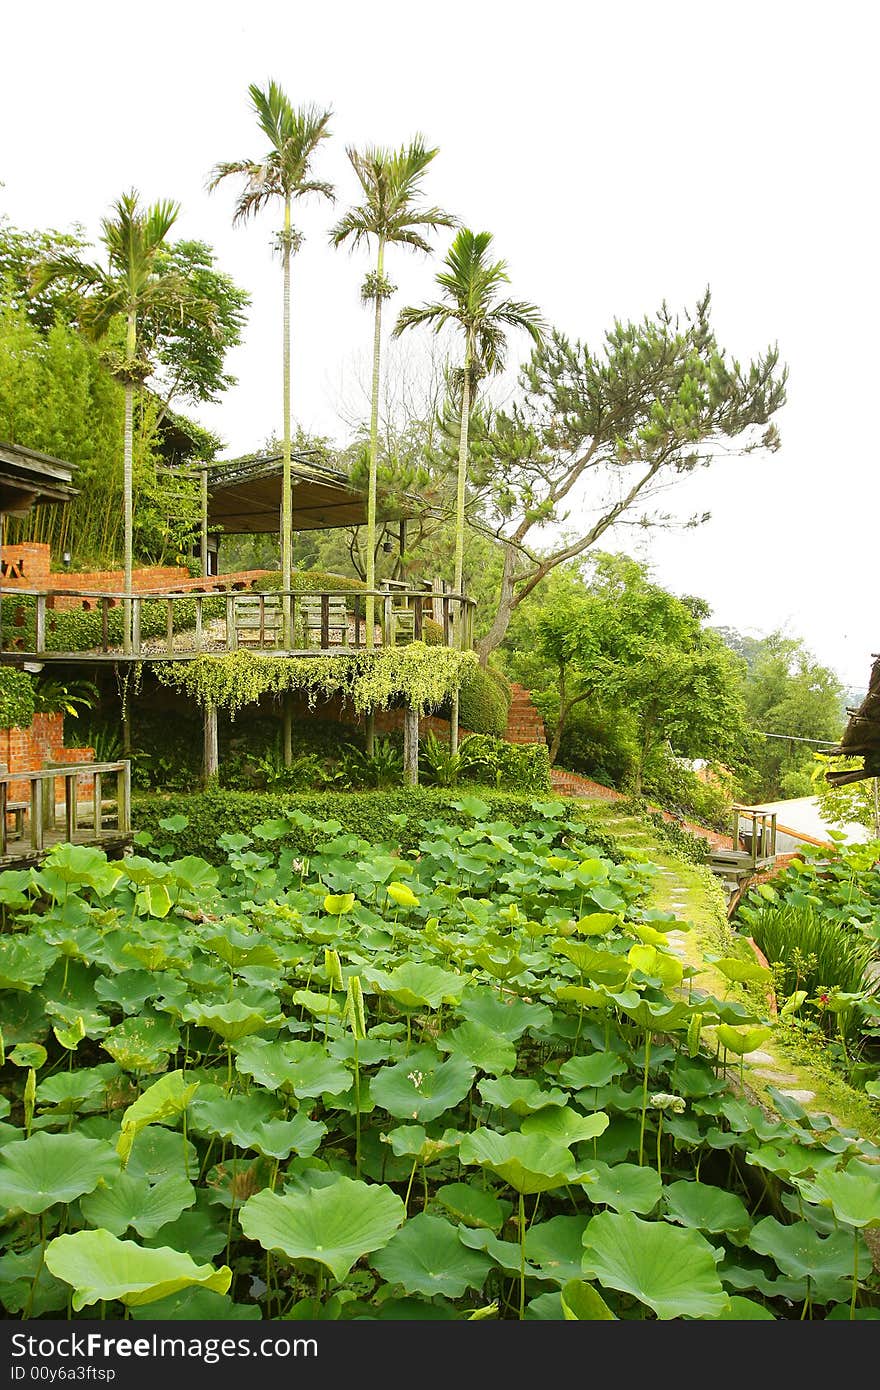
732;806;778;865
0;584;477;659
0;760;131;856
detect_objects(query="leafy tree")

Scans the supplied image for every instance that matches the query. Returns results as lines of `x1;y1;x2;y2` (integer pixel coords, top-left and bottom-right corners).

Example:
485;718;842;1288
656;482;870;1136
140;240;249;421
31;192;220;649
527;554;753;795
330;139;455;647
464;292;786;661
724;631;844;800
209;81;333;644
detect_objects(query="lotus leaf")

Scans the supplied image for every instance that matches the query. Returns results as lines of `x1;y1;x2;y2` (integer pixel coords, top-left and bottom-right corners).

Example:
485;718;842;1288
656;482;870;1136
80;1172;196;1237
715;1025;773;1056
234;1038;350;1097
520;1106;609;1146
748;1216;872;1293
0;1132;120;1213
586;1161;662;1214
387;882;420;909
524;1215;592;1287
434;1183;509;1232
436;1020;517;1076
582;1210;727;1320
455;992;553;1041
102;1012;181;1071
45;1229;231;1310
239;1178;405;1281
478;1076;568;1116
663;1180;752;1240
372;1213;491;1298
716;1296;776;1319
794;1160;880;1229
372;1050;475;1124
370;961;465;1009
561;1278;617;1319
558;1054;626;1090
458;1129;579;1194
0;935;58;991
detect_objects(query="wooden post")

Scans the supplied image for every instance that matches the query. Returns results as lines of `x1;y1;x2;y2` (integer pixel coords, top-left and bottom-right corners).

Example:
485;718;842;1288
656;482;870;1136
225;592;238;651
65;774;78;841
403;704;419;788
200;466;209;578
93;770;103;836
35;594;46;654
117;762;131;833
203;703;219;786
283;693;293;768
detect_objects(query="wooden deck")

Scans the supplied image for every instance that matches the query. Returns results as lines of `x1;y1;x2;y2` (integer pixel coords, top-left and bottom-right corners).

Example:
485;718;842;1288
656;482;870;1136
0;582;476;664
0;761;132;868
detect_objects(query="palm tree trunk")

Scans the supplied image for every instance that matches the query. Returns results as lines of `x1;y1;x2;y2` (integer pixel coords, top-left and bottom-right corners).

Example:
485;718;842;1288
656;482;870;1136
122;311;136;657
365;238;385;652
449;360;472;754
281;196;293;647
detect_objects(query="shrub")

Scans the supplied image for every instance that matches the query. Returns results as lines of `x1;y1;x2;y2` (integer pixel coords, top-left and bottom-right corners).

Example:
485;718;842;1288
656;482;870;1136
640;750;733;831
745;903;878;1045
0;668;34;730
554;704;636;788
457;665;510;736
453;733;550;794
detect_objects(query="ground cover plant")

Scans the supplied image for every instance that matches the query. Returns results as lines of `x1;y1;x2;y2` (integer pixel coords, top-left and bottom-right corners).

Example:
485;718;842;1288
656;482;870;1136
1;799;879;1321
735;839;880;1095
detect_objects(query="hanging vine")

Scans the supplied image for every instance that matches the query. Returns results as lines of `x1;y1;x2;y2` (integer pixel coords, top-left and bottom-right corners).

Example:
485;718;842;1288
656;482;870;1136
153;644;478;719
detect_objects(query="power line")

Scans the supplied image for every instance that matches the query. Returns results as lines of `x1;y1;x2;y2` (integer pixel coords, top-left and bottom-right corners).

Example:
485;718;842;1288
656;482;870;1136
757;731;839;746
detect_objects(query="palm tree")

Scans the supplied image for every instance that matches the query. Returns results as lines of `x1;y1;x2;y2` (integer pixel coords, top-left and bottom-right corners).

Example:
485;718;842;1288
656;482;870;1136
208;81;333;646
394;229;546;746
32;190;215;654
329;139;455;648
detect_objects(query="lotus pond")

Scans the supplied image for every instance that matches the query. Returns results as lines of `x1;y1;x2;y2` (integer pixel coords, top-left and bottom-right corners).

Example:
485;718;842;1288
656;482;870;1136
1;796;879;1321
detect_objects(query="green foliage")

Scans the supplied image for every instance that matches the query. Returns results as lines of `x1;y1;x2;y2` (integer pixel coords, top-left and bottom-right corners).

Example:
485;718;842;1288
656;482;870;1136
155;645;476;719
719;631;845;801
811;754;880;837
640;749;734;831
618;800;711;865
131;787;595;862
458;665;510;736
32;675;99;720
0;669;35;730
741;905;877;1046
0;217;243;569
1;800;878;1322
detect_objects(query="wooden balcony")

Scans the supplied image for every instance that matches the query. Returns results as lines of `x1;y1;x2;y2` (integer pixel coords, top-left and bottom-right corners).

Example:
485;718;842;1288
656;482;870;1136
0;760;132;867
0;582;476;664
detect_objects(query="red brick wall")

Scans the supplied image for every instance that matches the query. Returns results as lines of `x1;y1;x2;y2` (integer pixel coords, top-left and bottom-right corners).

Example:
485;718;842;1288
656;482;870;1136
0;711;94;805
0;542;272;613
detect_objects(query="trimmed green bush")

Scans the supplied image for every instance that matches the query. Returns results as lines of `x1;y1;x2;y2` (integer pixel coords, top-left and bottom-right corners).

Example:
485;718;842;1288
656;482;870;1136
132;787;619;863
458;665;510;736
0;667;35;729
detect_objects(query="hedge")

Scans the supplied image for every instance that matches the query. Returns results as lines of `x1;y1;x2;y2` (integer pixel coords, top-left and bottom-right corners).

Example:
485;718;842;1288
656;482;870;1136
0;668;35;730
132;787;622;863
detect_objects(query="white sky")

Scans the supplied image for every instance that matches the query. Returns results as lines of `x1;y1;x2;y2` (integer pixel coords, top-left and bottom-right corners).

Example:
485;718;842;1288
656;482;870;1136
1;0;877;688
